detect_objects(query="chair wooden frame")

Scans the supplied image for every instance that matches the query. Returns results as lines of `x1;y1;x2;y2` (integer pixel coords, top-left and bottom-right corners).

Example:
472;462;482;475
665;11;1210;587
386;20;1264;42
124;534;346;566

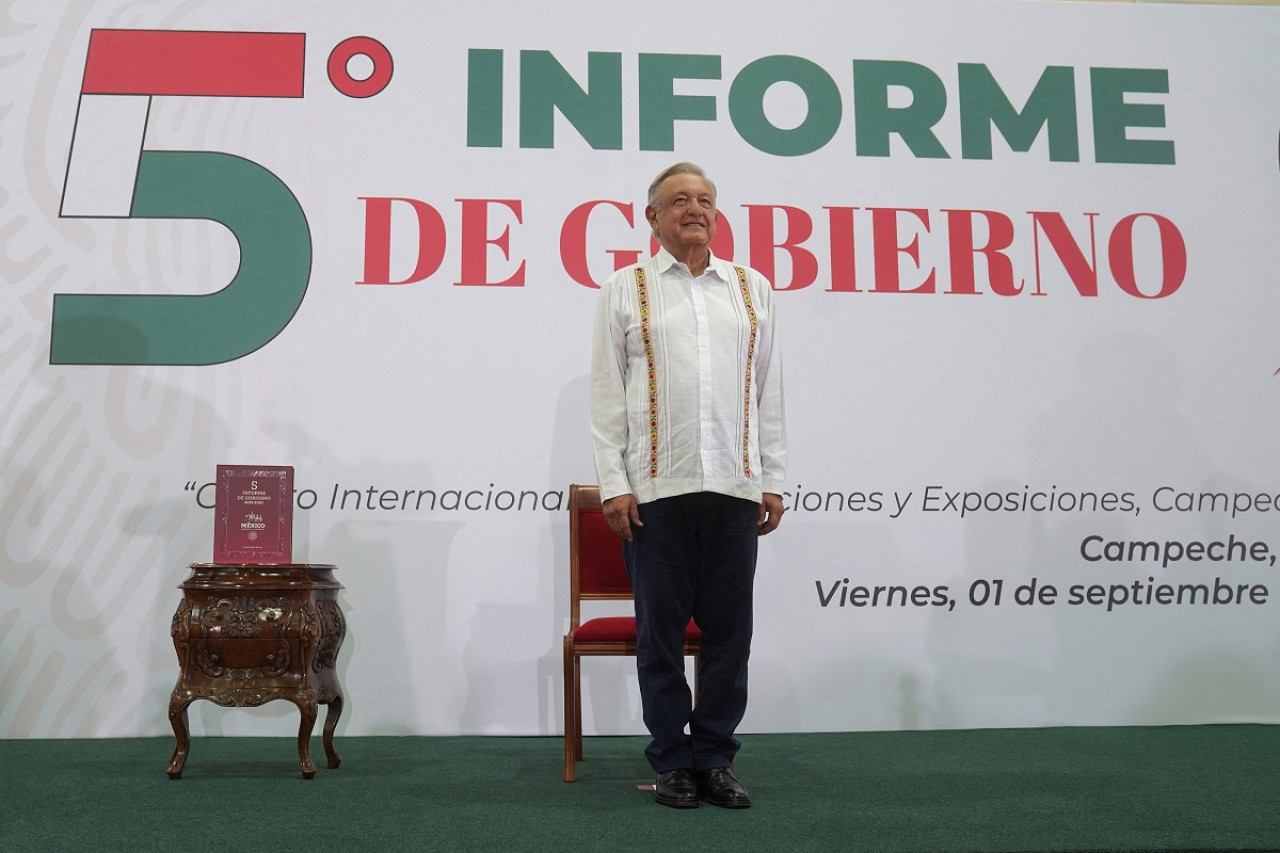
562;483;700;782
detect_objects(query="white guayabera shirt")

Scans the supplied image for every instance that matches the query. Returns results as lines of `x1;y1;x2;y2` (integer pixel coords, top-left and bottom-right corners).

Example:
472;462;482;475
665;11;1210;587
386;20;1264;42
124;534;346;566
591;247;787;506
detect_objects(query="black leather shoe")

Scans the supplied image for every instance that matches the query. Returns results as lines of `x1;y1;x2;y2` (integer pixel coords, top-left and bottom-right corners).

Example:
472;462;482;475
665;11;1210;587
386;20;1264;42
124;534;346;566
654;769;699;808
695;767;751;808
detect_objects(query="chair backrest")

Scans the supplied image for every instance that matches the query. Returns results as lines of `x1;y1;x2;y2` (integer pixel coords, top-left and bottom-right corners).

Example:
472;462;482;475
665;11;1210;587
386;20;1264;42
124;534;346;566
568;484;632;629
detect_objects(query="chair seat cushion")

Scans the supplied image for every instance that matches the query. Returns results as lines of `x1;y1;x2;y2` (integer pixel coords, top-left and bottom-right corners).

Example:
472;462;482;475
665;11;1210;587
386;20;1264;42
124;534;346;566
573;617;701;644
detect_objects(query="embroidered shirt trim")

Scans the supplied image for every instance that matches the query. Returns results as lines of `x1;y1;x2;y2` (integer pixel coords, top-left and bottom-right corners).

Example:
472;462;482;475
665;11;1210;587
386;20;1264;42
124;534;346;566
734;265;758;478
634;266;659;478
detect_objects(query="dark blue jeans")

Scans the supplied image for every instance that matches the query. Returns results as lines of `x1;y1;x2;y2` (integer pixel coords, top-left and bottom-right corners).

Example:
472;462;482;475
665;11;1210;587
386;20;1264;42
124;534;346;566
623;492;759;772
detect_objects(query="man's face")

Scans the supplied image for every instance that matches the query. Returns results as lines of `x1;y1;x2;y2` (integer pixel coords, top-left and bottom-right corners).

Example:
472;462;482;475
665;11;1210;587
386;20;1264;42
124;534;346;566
646;173;718;255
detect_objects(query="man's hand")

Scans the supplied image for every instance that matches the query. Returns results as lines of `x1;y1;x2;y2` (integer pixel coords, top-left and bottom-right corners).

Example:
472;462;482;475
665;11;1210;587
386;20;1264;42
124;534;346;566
758;493;785;535
603;494;642;542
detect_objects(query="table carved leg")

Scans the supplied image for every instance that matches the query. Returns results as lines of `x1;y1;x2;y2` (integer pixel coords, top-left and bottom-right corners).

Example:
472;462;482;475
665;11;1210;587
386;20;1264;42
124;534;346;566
295;692;318;779
167;694;193;779
322;693;344;769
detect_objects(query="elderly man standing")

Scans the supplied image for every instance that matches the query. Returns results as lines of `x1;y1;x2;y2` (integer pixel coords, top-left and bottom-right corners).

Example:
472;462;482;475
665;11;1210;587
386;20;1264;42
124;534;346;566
590;162;787;809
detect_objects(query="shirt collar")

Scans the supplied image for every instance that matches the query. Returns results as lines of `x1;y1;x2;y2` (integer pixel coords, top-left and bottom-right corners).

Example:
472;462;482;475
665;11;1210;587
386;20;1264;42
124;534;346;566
655;246;729;281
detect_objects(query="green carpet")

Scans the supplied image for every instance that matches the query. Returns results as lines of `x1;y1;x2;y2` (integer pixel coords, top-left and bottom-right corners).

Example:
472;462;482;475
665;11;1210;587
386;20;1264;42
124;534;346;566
3;726;1278;852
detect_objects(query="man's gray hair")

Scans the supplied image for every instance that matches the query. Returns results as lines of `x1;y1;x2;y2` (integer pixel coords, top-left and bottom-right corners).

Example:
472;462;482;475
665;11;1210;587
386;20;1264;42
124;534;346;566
647;162;717;210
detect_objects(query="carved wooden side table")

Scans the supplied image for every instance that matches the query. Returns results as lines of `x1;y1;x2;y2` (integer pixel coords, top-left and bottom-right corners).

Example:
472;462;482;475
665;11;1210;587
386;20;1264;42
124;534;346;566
167;563;346;779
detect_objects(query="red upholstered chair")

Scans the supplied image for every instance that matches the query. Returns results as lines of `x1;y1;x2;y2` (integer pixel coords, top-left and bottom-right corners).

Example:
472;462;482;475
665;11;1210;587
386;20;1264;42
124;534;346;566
562;483;701;782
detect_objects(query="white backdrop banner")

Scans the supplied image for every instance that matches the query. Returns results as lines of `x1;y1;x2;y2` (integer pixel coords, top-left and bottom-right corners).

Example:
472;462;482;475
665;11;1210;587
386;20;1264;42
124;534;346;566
2;0;1280;738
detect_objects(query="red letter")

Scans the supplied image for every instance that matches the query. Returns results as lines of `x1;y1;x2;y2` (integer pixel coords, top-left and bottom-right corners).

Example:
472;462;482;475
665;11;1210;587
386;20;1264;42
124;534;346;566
560;200;641;288
358;197;446;285
944;209;1020;296
745;205;818;291
870;208;935;293
456;198;526;287
1031;211;1098;296
825;206;860;292
1108;213;1186;299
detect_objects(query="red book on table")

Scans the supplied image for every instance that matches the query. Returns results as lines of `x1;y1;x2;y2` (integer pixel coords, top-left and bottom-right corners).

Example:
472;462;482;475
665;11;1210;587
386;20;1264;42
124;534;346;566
213;465;294;564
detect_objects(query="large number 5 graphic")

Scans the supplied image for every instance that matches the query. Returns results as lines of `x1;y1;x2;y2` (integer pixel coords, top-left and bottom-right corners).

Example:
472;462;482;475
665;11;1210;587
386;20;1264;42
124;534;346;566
56;30;312;365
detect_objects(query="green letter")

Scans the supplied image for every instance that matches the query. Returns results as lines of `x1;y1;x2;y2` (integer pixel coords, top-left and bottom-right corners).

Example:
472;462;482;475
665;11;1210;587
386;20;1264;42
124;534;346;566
1091;67;1175;165
959;64;1079;162
519;51;622;150
467;49;504;148
853;60;949;159
638;54;721;151
729;55;841;157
